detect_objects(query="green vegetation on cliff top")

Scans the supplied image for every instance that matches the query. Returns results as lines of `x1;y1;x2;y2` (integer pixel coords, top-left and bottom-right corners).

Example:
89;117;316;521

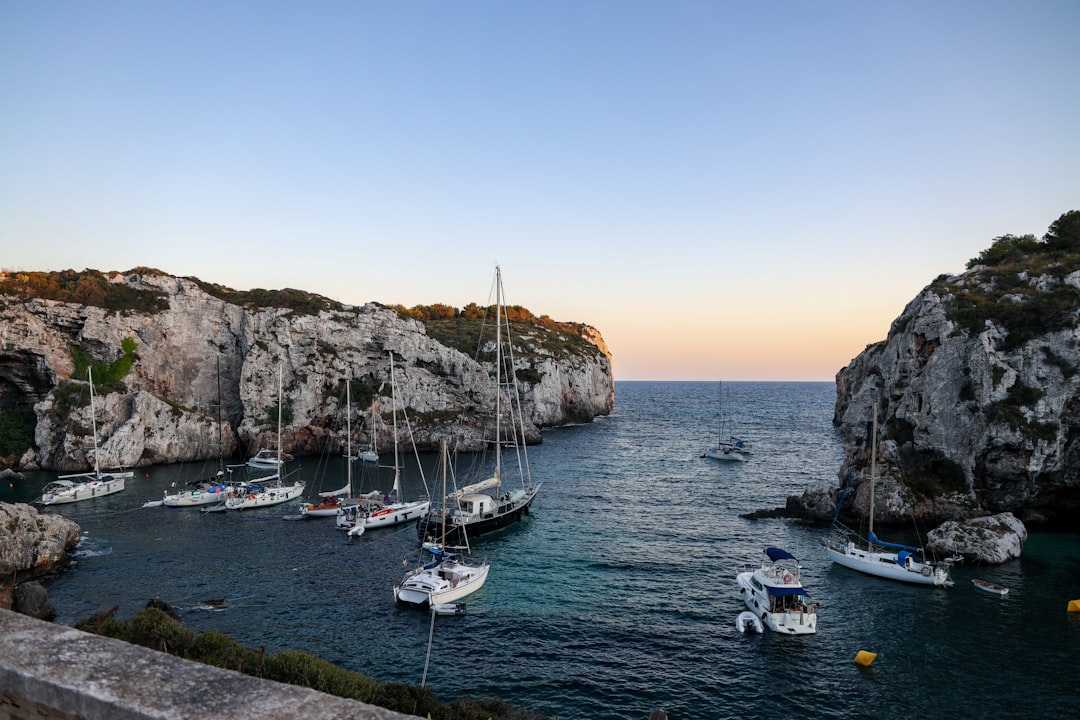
936;210;1080;352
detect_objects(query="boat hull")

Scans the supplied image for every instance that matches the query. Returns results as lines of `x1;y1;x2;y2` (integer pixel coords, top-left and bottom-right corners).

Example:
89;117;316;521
225;483;306;510
394;562;489;608
703;447;748;462
737;570;817;635
825;545;948;586
39;476;125;505
363;500;430;529
417;485;540;545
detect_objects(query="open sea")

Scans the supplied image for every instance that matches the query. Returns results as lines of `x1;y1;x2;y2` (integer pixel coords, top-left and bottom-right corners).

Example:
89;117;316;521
5;381;1080;720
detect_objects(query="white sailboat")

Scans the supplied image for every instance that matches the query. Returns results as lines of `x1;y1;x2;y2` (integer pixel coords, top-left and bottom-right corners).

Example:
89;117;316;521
823;402;953;587
300;373;364;518
336;353;430;531
164;361;233;508
395;441;489;609
702;381;752;462
415;266;542;546
225;364;305;510
39;367;127;505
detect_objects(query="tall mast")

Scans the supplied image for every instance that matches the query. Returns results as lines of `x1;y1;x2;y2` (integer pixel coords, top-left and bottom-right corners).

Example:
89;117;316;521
346;372;352;497
494;266;503;488
88;366;100;479
390;351;401;500
869;402;877;538
276;364;283;476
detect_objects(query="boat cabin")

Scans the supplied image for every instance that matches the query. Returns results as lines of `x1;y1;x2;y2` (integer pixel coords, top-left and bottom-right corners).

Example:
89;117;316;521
456;493;495;518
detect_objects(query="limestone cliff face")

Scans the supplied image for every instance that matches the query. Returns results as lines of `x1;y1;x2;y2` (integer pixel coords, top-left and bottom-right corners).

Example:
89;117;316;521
830;266;1080;527
0;271;614;471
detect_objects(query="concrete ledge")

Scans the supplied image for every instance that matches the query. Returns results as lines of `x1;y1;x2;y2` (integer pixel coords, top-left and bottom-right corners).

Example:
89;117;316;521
0;609;416;719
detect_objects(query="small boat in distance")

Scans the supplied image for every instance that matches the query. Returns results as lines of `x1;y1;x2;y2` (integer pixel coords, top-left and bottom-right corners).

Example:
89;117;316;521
972;579;1009;596
736;547;818;635
702;381;752;462
246;448;295;469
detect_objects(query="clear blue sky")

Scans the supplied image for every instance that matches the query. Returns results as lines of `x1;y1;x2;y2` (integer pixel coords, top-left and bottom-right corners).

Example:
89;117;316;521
2;1;1077;380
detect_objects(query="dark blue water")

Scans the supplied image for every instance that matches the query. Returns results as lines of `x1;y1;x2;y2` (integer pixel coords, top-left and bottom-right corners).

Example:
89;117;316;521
6;381;1079;719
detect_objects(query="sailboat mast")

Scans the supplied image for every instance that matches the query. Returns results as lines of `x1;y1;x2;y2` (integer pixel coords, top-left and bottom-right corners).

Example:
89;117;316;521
390;352;401;499
346;372;352;497
440;440;448;549
276;364;283;475
88;366;100;479
869;402;877;538
215;358;223;473
494;266;503;487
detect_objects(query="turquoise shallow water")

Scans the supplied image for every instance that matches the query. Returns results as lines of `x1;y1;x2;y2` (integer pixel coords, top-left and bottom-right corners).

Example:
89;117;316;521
6;381;1080;719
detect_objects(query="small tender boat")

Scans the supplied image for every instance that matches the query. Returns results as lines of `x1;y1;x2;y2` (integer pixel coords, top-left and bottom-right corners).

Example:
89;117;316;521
431;602;466;616
972;578;1009;596
736;611;763;633
736;547;818;635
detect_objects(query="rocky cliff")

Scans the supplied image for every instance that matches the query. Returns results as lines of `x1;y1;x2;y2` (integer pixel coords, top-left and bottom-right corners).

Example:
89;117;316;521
0;269;614;471
794;213;1080;529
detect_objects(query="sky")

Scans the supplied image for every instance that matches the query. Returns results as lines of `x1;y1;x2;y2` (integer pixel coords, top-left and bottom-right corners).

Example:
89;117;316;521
2;2;1078;381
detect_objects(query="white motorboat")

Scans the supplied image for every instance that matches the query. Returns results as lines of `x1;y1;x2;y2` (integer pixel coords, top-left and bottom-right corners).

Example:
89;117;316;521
246;448;294;469
823;403;953;587
736;548;818;635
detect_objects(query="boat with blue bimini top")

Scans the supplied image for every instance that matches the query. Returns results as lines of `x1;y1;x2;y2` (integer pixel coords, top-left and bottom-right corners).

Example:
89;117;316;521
823;403;954;587
737;547;818;635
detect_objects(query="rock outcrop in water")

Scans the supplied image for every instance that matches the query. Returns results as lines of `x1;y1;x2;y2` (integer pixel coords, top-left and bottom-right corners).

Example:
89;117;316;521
0;501;81;612
0;268;614;471
777;211;1080;530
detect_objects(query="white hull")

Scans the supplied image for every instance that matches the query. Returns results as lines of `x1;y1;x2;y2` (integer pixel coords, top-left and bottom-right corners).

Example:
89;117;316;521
394;559;489;608
825;544;948;587
703;446;748;462
737;549;817;635
736;611;764;633
362;500;431;529
39;476;125;505
225;482;306;510
163;484;232;507
359;450;379;464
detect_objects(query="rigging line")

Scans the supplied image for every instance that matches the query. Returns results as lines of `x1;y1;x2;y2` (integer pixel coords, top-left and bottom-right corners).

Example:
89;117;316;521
421;602;437;687
828;419;870;530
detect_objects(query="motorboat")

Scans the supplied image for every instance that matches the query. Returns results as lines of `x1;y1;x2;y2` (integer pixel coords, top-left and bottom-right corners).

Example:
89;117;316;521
736;547;818;635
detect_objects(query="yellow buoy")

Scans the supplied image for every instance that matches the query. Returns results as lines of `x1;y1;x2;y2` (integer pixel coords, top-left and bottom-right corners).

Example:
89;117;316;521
1068;599;1080;613
854;650;877;667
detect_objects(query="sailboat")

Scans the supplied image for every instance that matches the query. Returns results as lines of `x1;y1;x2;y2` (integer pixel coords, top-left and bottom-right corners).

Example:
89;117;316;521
39;367;127;505
415;266;542;546
702;381;752;461
395;441;489;609
300;372;365;518
823;402;953;587
164;361;233;508
225;364;306;510
336;352;430;531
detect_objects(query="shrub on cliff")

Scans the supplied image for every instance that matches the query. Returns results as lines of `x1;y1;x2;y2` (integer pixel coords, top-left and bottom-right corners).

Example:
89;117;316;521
76;606;549;720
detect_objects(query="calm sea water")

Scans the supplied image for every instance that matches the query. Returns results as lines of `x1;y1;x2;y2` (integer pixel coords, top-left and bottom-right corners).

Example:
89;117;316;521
6;381;1080;720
